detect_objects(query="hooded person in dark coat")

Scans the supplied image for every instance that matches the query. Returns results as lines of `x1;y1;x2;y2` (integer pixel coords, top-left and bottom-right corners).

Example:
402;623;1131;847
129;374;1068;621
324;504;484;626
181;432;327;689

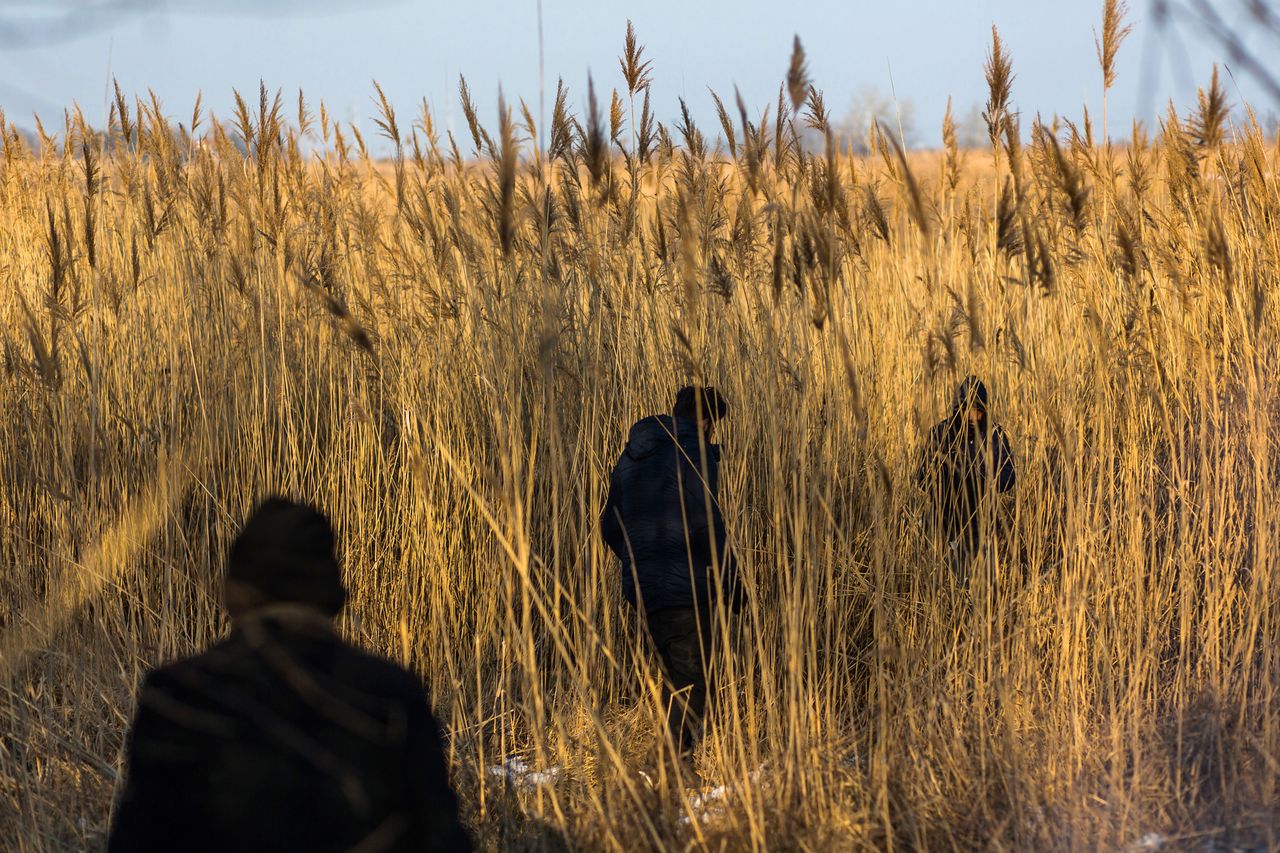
916;376;1016;578
109;498;471;853
601;386;739;754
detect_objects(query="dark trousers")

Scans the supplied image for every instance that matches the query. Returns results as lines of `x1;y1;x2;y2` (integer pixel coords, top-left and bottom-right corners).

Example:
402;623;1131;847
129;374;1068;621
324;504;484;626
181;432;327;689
645;605;716;753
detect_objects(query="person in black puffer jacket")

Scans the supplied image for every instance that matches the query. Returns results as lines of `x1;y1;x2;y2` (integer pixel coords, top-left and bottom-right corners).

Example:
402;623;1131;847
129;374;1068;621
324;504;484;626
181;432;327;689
601;386;739;755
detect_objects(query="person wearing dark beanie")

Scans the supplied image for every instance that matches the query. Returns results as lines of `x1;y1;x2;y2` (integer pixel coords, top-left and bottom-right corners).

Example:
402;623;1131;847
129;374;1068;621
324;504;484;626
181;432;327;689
110;498;471;853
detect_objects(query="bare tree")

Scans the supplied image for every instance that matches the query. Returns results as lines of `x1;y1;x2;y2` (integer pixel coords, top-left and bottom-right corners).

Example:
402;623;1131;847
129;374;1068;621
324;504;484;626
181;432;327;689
953;103;987;149
1143;0;1280;109
0;0;400;48
840;84;917;152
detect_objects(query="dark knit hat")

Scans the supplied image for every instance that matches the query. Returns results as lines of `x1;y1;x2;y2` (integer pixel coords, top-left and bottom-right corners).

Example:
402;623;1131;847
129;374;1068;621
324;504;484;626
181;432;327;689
673;386;730;422
227;498;346;616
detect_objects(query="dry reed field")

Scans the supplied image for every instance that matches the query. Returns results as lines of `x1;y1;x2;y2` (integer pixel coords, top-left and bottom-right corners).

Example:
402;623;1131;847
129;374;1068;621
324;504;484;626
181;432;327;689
2;16;1279;851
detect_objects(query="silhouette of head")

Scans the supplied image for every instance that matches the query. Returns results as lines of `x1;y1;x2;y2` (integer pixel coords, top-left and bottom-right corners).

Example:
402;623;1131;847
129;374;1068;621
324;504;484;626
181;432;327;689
956;376;989;427
225;498;346;619
673;386;730;424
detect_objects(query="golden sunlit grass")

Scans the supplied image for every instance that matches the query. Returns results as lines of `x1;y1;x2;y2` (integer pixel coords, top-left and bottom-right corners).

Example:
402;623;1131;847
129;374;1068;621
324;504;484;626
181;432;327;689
2;19;1279;850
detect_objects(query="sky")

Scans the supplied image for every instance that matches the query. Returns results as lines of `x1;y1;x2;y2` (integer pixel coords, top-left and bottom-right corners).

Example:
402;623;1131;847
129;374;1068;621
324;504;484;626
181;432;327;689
0;0;1276;148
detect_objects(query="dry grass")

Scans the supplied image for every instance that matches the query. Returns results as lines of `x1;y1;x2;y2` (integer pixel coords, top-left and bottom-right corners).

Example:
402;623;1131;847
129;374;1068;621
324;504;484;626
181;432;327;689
1;29;1279;851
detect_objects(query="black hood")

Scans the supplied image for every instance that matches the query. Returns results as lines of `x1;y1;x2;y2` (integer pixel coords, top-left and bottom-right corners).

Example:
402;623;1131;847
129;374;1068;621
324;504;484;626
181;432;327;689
953;375;990;414
623;415;677;460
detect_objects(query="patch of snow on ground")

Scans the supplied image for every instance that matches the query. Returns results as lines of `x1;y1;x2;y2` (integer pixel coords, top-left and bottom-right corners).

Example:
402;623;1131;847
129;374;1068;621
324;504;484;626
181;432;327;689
678;765;768;827
486;757;562;791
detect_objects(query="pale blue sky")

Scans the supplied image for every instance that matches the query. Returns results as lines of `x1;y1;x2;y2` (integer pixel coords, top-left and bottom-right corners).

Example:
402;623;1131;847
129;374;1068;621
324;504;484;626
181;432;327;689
0;1;1275;147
